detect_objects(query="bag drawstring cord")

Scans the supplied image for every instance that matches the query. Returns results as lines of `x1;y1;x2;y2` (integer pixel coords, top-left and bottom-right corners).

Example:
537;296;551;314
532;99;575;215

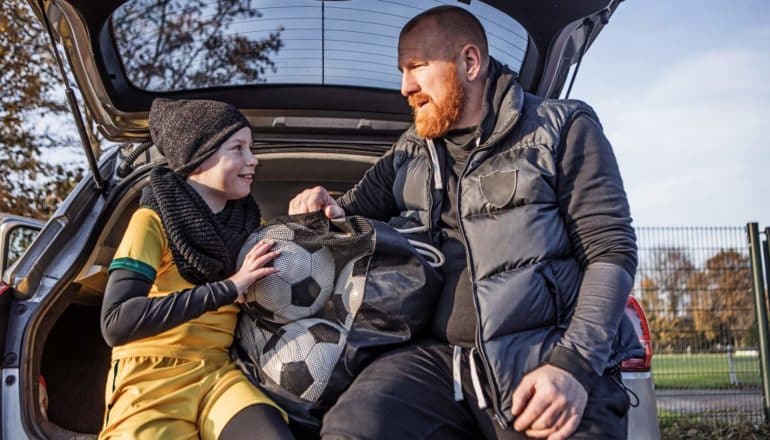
393;224;446;268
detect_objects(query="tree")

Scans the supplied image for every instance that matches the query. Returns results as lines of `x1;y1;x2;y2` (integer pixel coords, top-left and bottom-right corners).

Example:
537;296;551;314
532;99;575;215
649;248;696;318
648;315;701;353
639;247;755;351
638;274;703;352
0;0;83;219
692;250;754;347
689;269;719;344
112;0;283;91
639;248;707;351
1;0;284;219
638;275;663;316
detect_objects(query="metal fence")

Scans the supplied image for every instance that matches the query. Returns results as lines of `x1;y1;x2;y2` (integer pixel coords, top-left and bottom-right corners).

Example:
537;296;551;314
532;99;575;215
632;226;765;423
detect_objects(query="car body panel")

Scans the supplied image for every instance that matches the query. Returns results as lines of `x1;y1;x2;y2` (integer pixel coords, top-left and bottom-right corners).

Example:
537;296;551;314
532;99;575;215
0;214;44;421
1;148;119;438
623;371;662;440
2;368;27;440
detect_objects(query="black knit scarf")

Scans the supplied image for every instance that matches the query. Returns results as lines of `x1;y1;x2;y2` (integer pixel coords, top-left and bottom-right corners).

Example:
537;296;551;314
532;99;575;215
140;166;260;285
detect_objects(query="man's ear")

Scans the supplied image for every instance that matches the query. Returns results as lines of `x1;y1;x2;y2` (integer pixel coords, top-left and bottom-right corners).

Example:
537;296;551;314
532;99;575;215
461;44;483;82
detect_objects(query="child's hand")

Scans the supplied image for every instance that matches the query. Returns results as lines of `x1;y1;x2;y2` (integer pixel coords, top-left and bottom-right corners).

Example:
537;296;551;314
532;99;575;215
229;239;280;303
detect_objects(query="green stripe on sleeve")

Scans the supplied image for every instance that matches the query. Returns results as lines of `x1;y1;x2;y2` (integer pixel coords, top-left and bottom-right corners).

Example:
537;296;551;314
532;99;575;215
109;257;157;282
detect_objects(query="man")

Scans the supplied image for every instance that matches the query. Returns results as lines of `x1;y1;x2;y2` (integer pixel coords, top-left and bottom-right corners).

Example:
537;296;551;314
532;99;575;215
289;6;642;440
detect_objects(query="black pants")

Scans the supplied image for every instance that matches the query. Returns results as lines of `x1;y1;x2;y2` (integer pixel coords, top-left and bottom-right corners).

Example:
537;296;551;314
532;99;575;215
321;340;630;440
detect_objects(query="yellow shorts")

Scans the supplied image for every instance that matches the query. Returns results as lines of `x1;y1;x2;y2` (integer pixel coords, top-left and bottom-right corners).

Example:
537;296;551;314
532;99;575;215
99;355;286;440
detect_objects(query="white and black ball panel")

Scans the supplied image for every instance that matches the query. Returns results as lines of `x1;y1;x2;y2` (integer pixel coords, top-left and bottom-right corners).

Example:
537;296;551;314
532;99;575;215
273;240;313;284
239;238;335;323
245;273;292;312
333;257;367;329
259;318;347;401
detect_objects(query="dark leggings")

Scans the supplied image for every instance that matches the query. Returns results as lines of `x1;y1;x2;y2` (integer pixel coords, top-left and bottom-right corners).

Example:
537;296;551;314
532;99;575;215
219;404;294;440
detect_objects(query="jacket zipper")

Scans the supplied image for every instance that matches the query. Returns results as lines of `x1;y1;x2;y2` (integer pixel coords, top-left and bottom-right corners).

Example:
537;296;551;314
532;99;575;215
424;140;437;242
426;139;444;191
455;137;509;428
544;267;563;326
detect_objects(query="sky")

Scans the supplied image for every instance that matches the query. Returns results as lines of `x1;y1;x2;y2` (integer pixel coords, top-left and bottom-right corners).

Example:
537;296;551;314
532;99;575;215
566;0;770;227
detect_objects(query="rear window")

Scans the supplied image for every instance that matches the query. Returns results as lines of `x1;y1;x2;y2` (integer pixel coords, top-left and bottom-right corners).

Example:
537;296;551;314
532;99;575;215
111;0;528;92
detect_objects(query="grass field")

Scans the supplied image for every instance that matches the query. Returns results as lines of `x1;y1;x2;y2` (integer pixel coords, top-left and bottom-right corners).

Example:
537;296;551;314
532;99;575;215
652;353;762;389
660;416;770;440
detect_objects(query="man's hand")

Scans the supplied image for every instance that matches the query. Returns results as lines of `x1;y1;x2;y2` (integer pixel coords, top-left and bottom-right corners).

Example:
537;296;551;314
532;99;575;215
288;186;345;219
511;364;588;440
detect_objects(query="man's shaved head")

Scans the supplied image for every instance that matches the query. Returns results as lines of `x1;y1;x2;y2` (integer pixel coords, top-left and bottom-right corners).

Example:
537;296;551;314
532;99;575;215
398;6;490;137
399;5;489;62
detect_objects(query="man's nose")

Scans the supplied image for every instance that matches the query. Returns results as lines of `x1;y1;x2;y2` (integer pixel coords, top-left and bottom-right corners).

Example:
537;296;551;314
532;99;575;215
401;71;419;97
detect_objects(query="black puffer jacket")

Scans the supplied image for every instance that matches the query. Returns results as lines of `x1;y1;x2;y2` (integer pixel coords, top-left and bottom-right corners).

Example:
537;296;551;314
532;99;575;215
338;58;644;426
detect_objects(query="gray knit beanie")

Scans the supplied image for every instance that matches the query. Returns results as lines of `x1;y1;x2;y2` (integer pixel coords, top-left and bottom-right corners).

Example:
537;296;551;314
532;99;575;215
149;98;250;176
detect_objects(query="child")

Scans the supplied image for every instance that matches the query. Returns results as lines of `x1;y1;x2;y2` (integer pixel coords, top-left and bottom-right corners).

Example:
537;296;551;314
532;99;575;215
99;98;292;439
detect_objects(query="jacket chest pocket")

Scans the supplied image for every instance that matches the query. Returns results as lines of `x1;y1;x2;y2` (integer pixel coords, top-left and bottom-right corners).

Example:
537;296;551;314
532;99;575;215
478;169;518;209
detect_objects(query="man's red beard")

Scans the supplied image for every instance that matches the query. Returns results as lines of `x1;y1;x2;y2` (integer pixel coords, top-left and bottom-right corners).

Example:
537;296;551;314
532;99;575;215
407;63;464;139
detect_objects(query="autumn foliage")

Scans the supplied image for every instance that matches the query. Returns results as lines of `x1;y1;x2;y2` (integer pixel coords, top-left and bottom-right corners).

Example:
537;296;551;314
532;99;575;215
638;247;755;352
0;0;83;219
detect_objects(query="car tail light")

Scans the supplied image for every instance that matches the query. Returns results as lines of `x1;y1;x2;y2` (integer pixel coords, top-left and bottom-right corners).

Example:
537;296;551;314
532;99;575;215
0;281;10;296
620;296;653;372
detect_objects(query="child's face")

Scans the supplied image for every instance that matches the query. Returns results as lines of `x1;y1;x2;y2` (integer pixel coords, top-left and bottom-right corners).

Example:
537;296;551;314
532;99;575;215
187;127;256;205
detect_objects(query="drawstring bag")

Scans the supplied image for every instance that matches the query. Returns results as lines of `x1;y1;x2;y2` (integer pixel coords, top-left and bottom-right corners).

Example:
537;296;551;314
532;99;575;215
232;211;442;429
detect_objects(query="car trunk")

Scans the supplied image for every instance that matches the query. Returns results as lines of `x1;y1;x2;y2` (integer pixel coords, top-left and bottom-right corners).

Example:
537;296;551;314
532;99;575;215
34;147;376;436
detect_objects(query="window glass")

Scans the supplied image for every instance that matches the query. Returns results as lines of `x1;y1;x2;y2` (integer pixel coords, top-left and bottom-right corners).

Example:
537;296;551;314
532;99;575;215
3;225;39;273
111;0;528;91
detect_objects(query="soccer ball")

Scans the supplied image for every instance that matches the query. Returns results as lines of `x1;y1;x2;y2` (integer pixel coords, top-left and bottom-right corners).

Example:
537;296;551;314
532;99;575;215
260;318;347;401
331;257;366;329
237;227;336;323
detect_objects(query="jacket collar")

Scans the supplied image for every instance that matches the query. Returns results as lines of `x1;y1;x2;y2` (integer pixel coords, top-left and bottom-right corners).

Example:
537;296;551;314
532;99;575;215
476;57;524;148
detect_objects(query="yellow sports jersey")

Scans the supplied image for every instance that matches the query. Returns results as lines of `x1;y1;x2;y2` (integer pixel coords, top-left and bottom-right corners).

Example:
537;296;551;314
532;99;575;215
108;208;240;361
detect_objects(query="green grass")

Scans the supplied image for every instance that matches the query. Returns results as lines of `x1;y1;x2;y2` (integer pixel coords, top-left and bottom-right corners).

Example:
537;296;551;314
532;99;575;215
653;353;762;389
660;416;770;440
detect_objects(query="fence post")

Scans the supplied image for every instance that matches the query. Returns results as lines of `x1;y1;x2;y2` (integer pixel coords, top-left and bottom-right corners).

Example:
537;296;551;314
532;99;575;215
747;223;770;423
